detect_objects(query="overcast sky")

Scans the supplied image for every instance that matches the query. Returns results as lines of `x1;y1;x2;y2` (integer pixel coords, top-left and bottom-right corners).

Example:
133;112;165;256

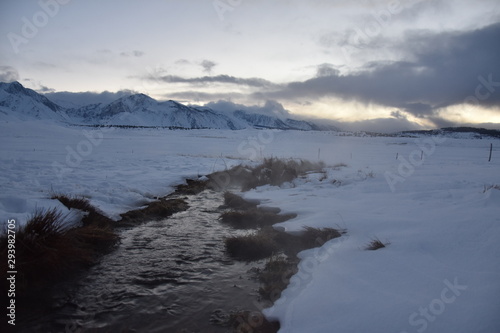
1;0;500;131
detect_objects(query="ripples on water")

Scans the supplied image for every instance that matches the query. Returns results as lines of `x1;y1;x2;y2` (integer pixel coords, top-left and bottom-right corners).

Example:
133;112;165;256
22;190;266;333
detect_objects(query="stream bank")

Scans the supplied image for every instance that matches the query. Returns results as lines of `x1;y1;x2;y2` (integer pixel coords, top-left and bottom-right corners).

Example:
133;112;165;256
11;158;343;332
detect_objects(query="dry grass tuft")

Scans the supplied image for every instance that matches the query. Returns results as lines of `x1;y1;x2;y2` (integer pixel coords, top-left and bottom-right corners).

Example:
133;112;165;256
257;255;298;302
241;158;326;191
365;237;389;250
119;198;188;226
225;228;279;260
222;191;259;210
220;209;296;229
52;194;114;228
175;178;208;195
332;163;348;170
227;310;281;333
207;158;325;191
68;225;119;253
299;226;346;249
0;205;119;296
225;225;346;260
272;226;346;256
483;184;500;192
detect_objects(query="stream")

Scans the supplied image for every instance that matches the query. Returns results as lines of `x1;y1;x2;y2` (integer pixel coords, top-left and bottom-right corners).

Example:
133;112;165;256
19;190;268;333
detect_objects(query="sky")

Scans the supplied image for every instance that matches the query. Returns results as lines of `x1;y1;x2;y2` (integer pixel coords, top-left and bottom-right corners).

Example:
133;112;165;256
1;0;500;132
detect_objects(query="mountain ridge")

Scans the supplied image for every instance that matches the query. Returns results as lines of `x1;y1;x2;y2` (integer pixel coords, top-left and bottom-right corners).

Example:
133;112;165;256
0;81;334;130
0;81;68;121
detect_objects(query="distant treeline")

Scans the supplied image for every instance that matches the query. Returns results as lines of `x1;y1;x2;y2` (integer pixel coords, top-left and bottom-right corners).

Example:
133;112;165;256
74;124;207;130
402;127;500;139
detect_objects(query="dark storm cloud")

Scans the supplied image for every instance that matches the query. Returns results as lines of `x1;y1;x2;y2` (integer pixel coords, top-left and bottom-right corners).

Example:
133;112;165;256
154;74;278;88
270;22;500;119
0;66;19;82
163;91;246;103
204;100;291;118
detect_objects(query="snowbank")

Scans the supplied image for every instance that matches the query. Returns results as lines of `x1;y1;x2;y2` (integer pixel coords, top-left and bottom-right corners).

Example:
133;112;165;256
242;136;500;333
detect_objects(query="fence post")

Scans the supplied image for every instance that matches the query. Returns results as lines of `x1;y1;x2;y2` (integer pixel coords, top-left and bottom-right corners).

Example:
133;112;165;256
488;143;493;162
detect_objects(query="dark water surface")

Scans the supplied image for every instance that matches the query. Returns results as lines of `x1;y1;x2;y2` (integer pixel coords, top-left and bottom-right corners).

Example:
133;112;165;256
20;190;267;333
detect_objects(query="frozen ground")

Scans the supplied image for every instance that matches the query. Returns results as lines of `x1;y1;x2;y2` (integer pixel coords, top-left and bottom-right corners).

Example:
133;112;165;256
1;120;499;332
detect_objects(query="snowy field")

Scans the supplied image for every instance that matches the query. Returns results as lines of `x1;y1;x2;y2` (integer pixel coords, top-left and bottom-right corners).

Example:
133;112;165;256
1;120;499;332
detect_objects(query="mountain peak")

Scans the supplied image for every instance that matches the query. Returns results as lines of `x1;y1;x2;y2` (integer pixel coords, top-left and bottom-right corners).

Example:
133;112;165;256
129;93;155;102
0;81;330;131
111;93;156;106
0;81;66;120
1;81;27;94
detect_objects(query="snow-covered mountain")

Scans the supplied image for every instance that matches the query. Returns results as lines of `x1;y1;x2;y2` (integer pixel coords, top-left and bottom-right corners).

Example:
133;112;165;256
0;81;69;122
232;110;320;130
66;94;243;129
0;81;328;130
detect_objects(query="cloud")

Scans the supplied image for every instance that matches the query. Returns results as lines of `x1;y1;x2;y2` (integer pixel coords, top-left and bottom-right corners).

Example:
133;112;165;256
33;62;58;70
198;98;424;133
203;99;291;118
36;85;55;93
316;63;340;77
163;91;246;103
175;59;191;65
200;60;217;73
265;22;500;125
390;110;407;120
22;78;55;93
44;90;138;108
153;74;278;88
338;117;425;133
120;50;145;57
0;66;19;82
97;49;113;55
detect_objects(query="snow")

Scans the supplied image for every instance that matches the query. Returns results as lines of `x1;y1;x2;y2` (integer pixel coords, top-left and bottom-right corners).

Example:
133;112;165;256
1;119;499;332
241;135;500;333
0;120;248;223
1;81;328;130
